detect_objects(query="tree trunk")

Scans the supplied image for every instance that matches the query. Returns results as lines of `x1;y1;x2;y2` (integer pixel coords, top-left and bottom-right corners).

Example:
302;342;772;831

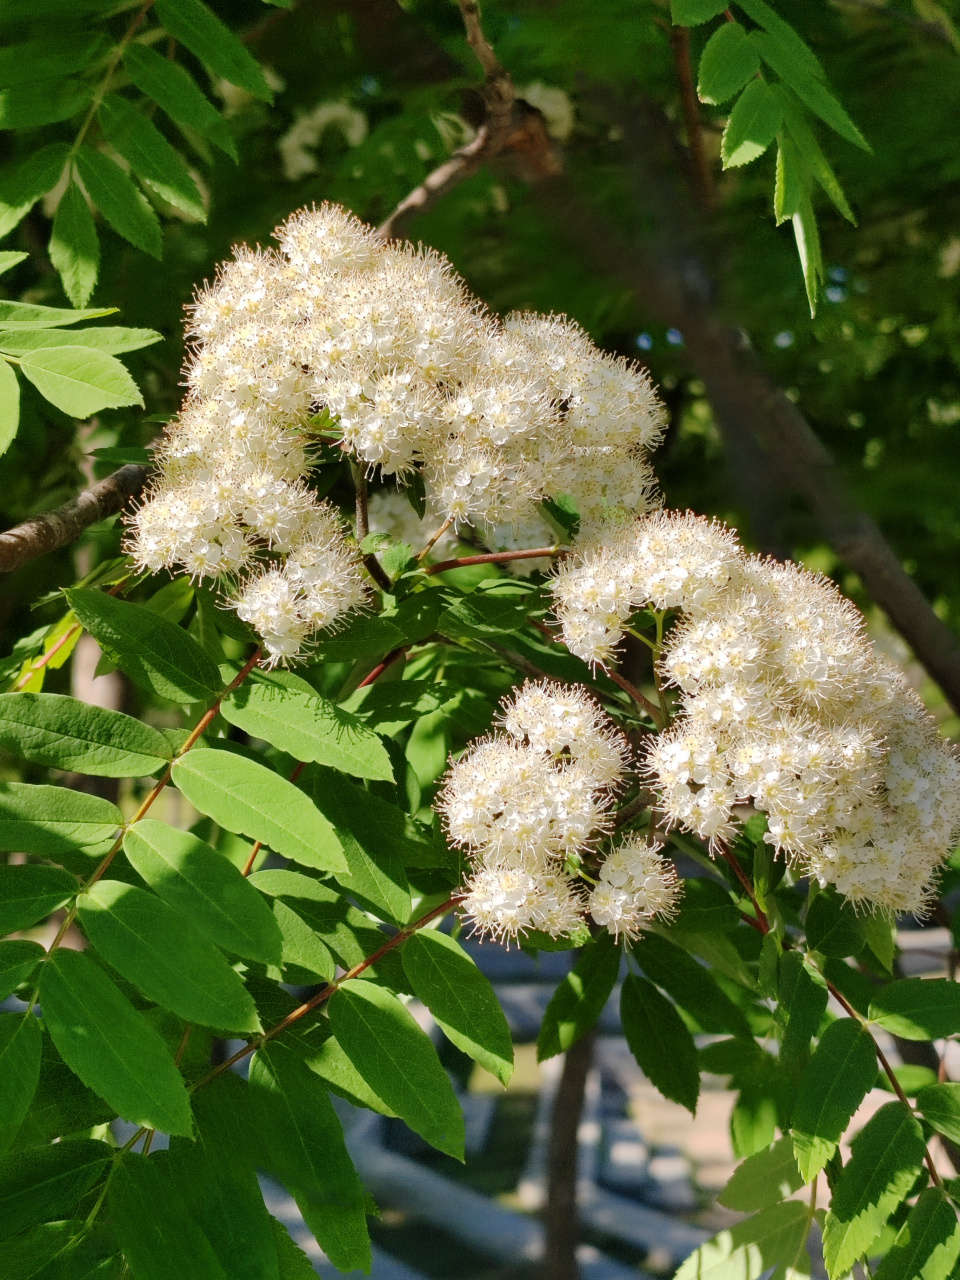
543;1031;594;1280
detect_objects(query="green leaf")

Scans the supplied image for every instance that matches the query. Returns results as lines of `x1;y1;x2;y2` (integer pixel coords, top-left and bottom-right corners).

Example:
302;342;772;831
673;877;741;933
0;32;109;88
791;1017;877;1180
438;584;533;641
124;820;282;965
340;680;449;733
719;1137;806;1212
0;782;119;860
222;675;393;780
75;146;163;258
0;301;115;330
299;1030;396;1115
749;31;869;151
66;588;221;704
772;85;856;224
675;1202;810;1280
0;692;172;776
0;250;25;274
172;749;347;874
722;77;783;167
874;1187;960;1280
271;1219;318;1280
0;1013;40;1151
0;940;43;1001
774;133;822;315
736;0;825;80
0;863;78;933
77;880;261;1033
671;0;727;23
862;912;896;974
917;1083;960;1145
330;978;465;1159
777;950;828;1065
621;972;700;1114
250;1042;370;1272
307;766;411;923
0;1221;83;1280
153;0;274;100
698;21;761;104
49;183;99;310
311;614;406;662
870;978;960;1040
0;356;19;457
97;94;205;221
805;891;865;958
0;144;69;237
0;79;87;129
0;1139;110;1243
18;345;142;417
123;44;237;160
0;325;161;355
537;933;621;1062
109;1154;229;1280
823;1101;927;1278
403;930;514;1085
269;897;335;982
39;948;194;1136
168;1076;281;1280
636;932;752;1038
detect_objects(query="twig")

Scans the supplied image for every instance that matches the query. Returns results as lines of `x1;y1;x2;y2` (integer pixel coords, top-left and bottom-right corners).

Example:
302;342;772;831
833;0;957;43
605;668;664;727
424;546;557;575
417;517;454;564
669;25;715;209
356;645;409;689
0;465;151;574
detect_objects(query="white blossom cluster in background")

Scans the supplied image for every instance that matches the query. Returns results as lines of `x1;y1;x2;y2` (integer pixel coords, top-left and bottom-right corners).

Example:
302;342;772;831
552;510;960;915
127;203;666;659
438;681;681;941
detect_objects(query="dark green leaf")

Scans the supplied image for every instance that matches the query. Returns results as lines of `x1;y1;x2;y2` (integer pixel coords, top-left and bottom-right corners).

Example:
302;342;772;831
123;44;237;159
0;692;172;776
154;0;274;100
124;820;282;965
621;972;699;1114
0;356;18;457
438;585;532;640
222;675;392;780
0;1221;80;1280
75;146;162;258
49;183;99;310
172;749;347;873
340;680;449;733
0;325;161;356
0;32;108;88
77;879;261;1033
249;1041;370;1273
0;863;78;933
673;877;740;933
772;86;856;224
403;929;513;1085
299;1030;396;1115
66;588;221;704
0;1139;109;1243
19;345;142;418
736;0;825;80
675;1202;809;1280
0;80;87;129
269;897;335;982
39;949;194;1136
749;31;869;151
109;1154;229;1280
0;940;43;1000
721;77;783;167
869;978;960;1041
917;1083;960;1145
791;1017;877;1180
698;22;760;104
823;1101;926;1278
806;892;865;958
330;978;465;1158
537;933;621;1062
637;933;752;1038
671;0;727;23
0;143;69;237
0;1013;40;1151
873;1188;960;1280
777;950;828;1065
97;94;205;221
271;1219;319;1280
0;783;119;860
311;615;405;661
718;1137;806;1212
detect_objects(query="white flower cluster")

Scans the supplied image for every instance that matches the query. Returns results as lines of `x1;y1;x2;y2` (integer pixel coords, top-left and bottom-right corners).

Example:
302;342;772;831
552;511;960;915
438;681;681;941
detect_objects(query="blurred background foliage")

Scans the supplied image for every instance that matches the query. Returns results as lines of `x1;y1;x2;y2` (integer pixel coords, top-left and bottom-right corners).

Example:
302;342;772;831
2;0;960;729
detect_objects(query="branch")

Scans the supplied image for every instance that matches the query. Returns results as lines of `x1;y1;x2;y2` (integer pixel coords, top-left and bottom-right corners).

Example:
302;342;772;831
0;464;151;574
423;546;557;575
669;25;715;209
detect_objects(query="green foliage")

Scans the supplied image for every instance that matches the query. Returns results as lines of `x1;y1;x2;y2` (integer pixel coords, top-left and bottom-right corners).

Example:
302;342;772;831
622;972;700;1114
675;1201;811;1280
791;1017;878;1181
873;1188;960;1280
717;1137;805;1212
0;692;171;776
537;932;621;1061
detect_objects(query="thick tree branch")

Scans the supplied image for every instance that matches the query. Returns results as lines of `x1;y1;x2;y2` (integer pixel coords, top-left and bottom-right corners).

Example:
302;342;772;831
0;464;151;574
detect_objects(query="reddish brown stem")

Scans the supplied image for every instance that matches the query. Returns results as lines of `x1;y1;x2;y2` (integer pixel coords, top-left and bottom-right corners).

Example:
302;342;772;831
720;845;768;933
670;25;715;210
356;646;409;689
605;668;664;727
424;547;558;575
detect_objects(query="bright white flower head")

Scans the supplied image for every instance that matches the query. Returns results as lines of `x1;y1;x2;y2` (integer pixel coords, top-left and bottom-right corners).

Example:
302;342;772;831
588;837;681;940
